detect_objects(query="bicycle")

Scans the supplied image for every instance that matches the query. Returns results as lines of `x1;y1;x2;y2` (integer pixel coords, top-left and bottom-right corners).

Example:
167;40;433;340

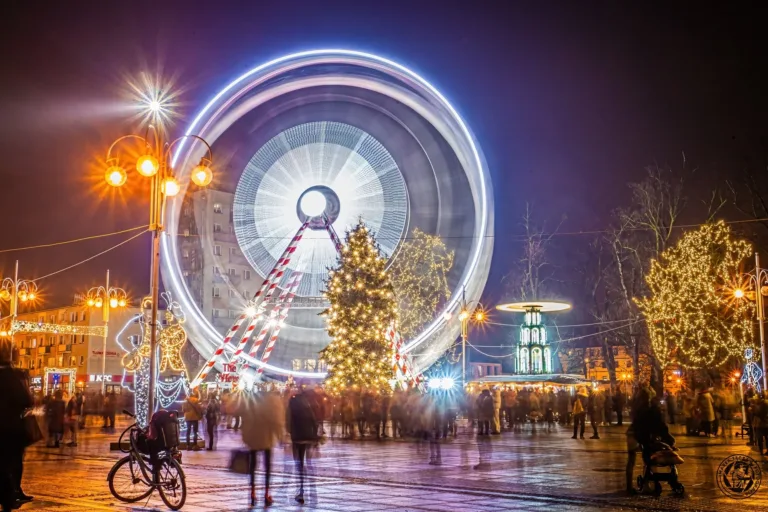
107;409;187;510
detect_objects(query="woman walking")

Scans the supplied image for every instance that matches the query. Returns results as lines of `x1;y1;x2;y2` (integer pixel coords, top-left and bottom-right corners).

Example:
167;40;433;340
288;385;318;504
242;389;284;507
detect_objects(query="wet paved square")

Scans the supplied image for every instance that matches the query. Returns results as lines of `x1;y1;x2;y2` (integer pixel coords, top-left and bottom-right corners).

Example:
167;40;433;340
16;420;768;511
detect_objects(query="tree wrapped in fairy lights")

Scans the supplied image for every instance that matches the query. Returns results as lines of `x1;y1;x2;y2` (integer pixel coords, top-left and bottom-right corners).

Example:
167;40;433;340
389;228;454;339
320;221;398;395
636;221;754;369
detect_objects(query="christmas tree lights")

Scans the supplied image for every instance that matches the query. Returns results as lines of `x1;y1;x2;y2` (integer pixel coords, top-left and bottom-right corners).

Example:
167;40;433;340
389;228;454;339
636;221;754;369
320;221;398;395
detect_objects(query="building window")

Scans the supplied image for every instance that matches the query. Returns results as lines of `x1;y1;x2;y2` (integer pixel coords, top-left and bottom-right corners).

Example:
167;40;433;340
183;270;190;277
229;310;237;319
58;356;63;366
228;268;236;277
80;311;86;321
213;266;221;275
79;356;85;366
213;203;222;214
229;247;238;256
183;228;190;237
213;287;220;298
214;245;222;256
244;290;251;299
183;249;190;258
244;270;251;281
212;309;221;318
228;289;237;298
213;223;222;233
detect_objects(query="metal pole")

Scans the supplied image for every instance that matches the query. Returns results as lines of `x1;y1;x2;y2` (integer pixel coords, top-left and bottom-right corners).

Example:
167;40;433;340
147;171;162;420
10;260;18;365
101;270;110;394
756;253;767;391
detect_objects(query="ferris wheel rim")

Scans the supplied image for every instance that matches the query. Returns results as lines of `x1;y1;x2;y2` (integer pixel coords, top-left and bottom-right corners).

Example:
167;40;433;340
163;48;493;377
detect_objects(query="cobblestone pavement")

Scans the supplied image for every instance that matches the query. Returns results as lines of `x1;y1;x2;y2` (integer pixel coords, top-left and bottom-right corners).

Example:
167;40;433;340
16;419;768;511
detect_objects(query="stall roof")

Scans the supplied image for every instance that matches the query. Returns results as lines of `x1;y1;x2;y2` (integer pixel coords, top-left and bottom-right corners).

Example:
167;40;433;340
470;373;591;386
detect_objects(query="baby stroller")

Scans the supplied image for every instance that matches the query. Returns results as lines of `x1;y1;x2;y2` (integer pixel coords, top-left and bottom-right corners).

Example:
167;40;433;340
636;440;685;496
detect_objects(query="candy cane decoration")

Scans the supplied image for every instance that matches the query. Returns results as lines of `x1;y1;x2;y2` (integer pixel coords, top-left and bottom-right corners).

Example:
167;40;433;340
324;217;344;254
256;271;305;373
190;221;309;387
241;270;303;369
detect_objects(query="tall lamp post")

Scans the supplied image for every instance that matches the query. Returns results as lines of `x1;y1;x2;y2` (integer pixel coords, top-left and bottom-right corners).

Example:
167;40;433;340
733;252;768;390
0;260;39;363
447;287;485;387
103;123;214;419
85;270;127;393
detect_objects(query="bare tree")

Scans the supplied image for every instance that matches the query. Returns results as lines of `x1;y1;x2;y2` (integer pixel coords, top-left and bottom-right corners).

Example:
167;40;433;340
506;203;564;301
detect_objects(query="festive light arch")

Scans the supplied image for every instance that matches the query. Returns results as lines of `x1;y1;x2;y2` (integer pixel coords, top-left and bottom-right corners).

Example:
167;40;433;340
162;49;493;379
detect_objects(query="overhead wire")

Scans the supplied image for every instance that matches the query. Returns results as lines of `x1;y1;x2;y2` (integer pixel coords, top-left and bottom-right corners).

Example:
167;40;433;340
0;225;149;254
31;229;149;282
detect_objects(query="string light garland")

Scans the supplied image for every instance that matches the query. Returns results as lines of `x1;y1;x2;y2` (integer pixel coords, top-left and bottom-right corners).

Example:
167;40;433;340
636;221;754;369
389;228;454;339
320;221;398;395
11;320;106;337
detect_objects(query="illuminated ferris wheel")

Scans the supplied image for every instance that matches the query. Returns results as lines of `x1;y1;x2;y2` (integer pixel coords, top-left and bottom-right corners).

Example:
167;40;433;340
162;49;494;381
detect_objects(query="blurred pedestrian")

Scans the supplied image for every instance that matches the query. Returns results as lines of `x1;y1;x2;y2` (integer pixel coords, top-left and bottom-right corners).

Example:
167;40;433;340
205;394;221;451
242;389;284;507
65;393;79;447
587;388;600;439
697;388;715;437
288;385;318;504
604;389;613;426
491;387;502;435
46;390;65;448
614;388;626;426
666;391;677;425
183;390;203;450
476;389;493;436
0;341;34;510
572;387;587;439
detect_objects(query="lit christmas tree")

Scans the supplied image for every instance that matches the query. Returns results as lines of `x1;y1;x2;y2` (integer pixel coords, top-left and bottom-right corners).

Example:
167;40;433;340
636;221;754;369
320;221;398;395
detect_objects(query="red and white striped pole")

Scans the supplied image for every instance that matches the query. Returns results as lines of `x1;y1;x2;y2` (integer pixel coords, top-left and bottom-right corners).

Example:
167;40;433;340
256;272;305;373
241;271;303;369
190;221;308;387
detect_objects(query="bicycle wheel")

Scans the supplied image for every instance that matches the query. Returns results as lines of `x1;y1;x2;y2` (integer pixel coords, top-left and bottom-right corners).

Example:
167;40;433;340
108;455;153;503
157;458;187;510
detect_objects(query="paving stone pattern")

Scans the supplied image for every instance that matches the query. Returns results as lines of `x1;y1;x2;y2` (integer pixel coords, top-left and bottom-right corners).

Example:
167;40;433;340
17;420;768;511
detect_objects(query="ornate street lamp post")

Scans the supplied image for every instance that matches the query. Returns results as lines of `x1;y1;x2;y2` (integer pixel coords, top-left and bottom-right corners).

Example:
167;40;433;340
104;120;214;419
0;260;39;362
85;270;127;393
732;252;768;390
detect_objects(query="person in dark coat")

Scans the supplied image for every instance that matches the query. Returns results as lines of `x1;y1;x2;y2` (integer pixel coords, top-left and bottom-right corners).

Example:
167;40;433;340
0;342;33;511
614;389;626;426
46;390;66;448
629;387;676;492
587;389;600;439
288;386;318;504
476;390;494;436
204;394;220;451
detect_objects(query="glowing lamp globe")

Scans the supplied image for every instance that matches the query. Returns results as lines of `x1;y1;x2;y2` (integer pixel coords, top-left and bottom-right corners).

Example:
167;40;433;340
28;292;36;301
136;154;159;177
0;289;10;301
762;285;768;297
105;166;127;187
734;288;745;299
458;311;469;322
94;298;103;308
118;299;127;307
109;297;119;308
191;159;213;187
300;190;327;217
18;291;28;302
162;177;181;197
86;298;95;307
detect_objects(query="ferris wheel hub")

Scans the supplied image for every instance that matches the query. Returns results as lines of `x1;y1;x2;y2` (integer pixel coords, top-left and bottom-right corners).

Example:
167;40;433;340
296;185;341;230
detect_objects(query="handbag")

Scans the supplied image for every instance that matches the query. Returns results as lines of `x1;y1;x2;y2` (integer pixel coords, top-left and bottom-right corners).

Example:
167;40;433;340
23;412;43;447
228;449;251;474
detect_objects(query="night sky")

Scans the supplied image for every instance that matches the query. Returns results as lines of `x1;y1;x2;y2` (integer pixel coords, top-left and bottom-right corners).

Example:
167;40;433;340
2;2;767;320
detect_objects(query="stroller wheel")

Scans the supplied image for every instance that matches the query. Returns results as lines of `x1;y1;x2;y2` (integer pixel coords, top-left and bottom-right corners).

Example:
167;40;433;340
672;483;685;496
653;481;663;496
